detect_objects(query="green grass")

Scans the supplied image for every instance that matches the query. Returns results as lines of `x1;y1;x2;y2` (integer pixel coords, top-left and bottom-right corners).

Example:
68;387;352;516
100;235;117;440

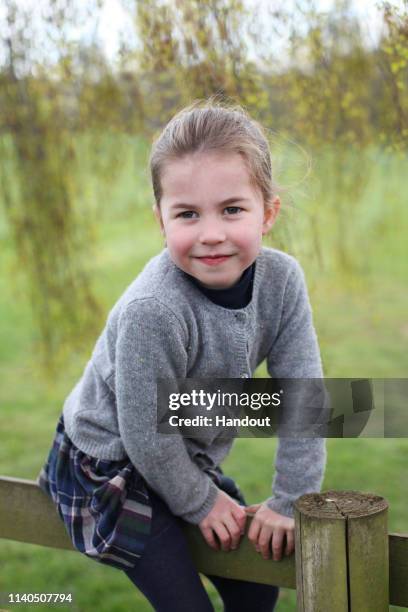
0;139;407;611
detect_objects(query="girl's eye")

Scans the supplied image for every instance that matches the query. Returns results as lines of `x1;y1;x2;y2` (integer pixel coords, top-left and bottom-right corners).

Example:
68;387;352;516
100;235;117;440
224;206;242;215
178;211;198;219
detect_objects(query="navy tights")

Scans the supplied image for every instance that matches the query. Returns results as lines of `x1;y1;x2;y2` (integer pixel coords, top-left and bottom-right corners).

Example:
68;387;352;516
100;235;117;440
124;485;279;612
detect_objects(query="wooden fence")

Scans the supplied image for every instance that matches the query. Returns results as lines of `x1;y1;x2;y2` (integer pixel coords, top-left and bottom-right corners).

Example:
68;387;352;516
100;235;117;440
1;477;408;610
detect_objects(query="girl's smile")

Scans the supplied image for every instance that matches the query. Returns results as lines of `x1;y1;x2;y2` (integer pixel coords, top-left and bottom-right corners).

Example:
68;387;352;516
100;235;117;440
154;151;280;289
195;254;234;266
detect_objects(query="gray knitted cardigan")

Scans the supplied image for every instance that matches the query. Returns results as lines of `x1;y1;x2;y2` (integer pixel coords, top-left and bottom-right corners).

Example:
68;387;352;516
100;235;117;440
63;246;327;524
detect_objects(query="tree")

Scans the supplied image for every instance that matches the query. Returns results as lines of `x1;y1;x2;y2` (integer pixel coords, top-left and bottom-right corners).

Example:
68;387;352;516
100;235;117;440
0;0;104;372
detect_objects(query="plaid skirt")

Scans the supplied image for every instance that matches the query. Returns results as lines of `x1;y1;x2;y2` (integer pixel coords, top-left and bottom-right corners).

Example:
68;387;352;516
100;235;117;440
38;414;245;572
37;413;152;571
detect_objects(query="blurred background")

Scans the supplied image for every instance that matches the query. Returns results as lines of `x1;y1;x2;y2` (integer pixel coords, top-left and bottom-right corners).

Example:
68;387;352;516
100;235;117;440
0;0;407;610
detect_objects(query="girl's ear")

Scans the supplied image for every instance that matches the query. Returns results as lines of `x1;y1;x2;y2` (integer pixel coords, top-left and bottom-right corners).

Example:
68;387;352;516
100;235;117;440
153;204;165;235
262;196;280;235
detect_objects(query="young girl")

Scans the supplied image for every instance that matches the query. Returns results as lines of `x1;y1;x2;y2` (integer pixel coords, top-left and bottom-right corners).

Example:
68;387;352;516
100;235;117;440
38;98;326;612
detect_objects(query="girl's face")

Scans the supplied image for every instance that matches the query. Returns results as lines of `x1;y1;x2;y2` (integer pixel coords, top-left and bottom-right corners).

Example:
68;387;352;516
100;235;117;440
154;151;280;289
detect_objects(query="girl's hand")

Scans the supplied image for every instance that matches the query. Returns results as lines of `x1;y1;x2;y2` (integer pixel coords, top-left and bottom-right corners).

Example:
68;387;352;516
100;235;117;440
199;490;247;552
246;502;295;561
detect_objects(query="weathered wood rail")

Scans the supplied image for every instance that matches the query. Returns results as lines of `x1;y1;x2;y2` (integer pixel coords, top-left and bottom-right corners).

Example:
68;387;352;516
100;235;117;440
1;477;407;610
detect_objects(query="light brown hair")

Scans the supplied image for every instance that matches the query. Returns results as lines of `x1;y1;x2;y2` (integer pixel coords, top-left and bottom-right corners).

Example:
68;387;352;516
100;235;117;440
149;95;279;209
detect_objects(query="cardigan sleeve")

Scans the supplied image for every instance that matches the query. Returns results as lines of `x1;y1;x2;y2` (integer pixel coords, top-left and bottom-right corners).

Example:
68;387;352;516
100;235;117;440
115;297;219;524
266;259;328;518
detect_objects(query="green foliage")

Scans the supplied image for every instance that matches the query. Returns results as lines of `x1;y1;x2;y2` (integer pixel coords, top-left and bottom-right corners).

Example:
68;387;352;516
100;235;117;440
0;0;407;370
0;82;102;373
380;1;408;151
132;0;269;129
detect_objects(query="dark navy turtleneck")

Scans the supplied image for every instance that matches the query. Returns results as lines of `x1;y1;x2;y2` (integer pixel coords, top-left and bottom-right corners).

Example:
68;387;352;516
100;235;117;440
184;262;255;309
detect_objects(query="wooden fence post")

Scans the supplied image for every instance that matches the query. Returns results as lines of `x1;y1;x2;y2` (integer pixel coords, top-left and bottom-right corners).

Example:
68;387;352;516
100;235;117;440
294;489;389;612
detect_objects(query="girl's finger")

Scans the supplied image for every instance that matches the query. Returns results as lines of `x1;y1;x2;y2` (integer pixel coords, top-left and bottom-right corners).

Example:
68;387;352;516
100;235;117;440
223;515;243;550
258;524;274;559
245;503;260;509
271;529;285;561
233;507;248;533
201;526;219;551
285;528;295;556
247;514;261;544
245;503;261;514
214;522;232;552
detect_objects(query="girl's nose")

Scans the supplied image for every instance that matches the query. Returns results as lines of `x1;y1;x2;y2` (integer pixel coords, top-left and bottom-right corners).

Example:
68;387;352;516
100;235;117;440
198;221;226;244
